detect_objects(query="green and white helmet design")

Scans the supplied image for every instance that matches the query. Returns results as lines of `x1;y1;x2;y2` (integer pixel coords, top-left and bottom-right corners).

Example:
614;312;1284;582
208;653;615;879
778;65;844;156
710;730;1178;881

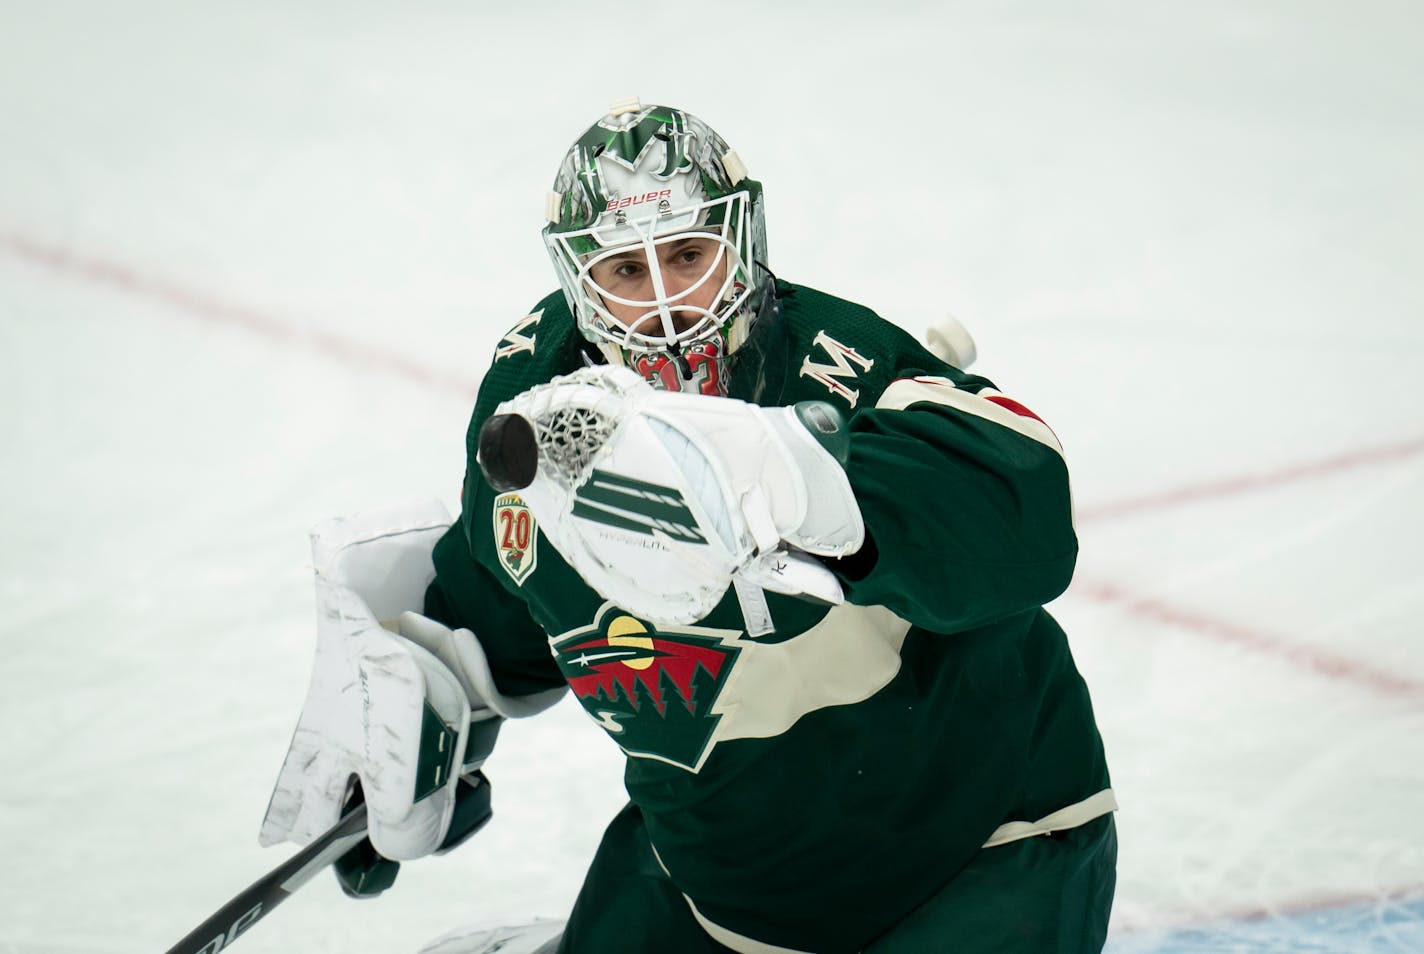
543;99;768;369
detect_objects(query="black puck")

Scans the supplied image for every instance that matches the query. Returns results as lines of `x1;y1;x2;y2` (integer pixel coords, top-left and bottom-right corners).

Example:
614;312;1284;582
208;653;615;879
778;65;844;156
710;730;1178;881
478;413;539;491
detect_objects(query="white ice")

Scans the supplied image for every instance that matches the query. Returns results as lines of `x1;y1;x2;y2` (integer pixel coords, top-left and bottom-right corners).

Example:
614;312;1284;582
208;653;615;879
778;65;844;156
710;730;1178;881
1;2;1421;952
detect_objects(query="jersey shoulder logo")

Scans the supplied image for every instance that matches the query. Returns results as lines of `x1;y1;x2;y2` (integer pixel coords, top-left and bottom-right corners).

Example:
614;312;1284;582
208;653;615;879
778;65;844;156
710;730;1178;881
492;493;538;585
495;310;541;362
551;604;743;772
799;329;874;407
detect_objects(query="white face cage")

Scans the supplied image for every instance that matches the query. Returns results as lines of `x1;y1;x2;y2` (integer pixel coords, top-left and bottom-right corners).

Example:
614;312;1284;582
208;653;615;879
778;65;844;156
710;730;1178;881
545;191;756;356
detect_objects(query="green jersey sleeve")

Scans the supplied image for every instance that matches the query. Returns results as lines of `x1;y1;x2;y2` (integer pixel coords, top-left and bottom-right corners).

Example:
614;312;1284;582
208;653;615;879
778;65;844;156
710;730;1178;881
764;283;1077;634
835;383;1077;632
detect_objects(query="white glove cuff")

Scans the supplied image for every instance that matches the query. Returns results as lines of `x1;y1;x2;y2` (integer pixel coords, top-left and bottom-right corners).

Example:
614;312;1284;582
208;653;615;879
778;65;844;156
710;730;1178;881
397;612;567;721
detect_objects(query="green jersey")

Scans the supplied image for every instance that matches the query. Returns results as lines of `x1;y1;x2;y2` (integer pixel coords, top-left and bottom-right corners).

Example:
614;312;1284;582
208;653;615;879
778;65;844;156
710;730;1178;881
425;282;1111;953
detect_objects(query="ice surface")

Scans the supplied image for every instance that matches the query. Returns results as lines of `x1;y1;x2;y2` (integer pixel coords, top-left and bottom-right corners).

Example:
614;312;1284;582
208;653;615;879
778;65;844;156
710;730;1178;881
1;2;1421;952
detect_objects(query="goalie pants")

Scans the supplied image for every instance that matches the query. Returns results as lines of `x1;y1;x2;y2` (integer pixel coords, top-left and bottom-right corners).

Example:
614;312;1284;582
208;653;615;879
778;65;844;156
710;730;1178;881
556;802;1117;953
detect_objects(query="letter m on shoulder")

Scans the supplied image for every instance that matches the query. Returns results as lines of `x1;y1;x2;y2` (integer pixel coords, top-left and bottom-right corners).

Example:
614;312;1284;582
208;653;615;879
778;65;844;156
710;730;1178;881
800;331;874;407
497;310;542;361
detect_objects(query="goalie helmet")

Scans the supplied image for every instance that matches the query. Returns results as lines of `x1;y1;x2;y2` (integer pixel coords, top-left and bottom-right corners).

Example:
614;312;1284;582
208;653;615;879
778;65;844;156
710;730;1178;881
542;98;768;396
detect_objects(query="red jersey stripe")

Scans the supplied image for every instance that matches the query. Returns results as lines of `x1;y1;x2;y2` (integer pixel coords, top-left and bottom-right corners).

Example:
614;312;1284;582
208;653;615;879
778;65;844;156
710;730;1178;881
983;394;1046;425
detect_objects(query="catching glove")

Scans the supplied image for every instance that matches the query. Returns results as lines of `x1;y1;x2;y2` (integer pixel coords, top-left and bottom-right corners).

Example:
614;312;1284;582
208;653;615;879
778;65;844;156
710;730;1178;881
479;366;864;629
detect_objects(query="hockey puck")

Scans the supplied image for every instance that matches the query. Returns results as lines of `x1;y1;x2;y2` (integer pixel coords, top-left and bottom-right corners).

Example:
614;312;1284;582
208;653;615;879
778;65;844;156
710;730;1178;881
478;413;539;491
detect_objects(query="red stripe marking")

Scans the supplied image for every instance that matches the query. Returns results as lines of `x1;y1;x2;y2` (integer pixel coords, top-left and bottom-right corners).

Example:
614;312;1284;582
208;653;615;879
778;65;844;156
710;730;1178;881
982;393;1046;424
1111;881;1424;934
983;392;1062;448
901;375;1045;424
1078;435;1424;523
0;230;477;399
1072;578;1424;702
900;376;1062;447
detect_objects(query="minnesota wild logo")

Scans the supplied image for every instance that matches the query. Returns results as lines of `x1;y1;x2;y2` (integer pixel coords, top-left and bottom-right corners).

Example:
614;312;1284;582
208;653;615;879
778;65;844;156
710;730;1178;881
492;493;537;585
551;604;742;772
586;107;693;178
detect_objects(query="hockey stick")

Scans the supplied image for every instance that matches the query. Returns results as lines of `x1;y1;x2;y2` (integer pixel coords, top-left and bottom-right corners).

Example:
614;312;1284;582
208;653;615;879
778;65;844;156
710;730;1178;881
162;802;369;954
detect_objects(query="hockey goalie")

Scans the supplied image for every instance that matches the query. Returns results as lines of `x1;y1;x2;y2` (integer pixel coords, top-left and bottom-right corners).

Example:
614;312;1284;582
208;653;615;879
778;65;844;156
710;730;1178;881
259;98;1117;954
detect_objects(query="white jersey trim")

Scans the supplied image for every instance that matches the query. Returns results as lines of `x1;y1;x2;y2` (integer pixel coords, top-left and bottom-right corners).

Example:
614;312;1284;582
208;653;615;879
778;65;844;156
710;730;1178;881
648;843;816;954
707;602;912;748
659;788;1118;953
981;788;1118;849
685;898;816;954
876;376;1063;456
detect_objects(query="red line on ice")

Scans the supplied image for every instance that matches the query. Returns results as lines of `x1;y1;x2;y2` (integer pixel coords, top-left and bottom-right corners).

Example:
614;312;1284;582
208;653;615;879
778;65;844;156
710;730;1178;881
1111;880;1424;935
1072;579;1424;702
1216;881;1424;924
1077;436;1424;524
0;230;477;399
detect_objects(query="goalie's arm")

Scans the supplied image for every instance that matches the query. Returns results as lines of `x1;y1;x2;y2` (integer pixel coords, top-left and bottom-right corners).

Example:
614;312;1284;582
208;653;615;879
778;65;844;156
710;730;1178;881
829;376;1078;633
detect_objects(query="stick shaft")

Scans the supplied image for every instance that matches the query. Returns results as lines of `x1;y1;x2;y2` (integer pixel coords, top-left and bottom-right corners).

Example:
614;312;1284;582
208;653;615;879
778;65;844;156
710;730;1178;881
163;804;369;954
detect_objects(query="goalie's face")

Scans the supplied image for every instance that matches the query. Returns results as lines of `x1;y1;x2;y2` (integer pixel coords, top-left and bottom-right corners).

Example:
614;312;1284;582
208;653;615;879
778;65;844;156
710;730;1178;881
585;235;729;341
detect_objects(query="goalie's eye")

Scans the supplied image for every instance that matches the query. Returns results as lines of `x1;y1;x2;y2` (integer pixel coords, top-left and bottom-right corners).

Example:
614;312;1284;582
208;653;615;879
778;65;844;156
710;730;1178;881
612;260;646;279
590;253;647;289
